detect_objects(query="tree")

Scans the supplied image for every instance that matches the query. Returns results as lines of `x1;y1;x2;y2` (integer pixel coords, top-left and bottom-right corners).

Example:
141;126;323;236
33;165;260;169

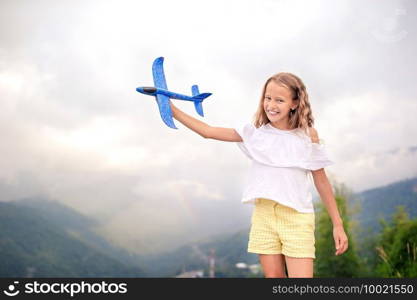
375;206;417;277
314;181;363;277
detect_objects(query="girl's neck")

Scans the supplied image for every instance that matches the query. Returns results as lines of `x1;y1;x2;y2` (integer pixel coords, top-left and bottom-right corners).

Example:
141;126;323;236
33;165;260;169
269;120;292;131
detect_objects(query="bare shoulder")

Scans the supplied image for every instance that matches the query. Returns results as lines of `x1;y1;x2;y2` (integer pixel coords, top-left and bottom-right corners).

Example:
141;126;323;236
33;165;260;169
309;127;319;143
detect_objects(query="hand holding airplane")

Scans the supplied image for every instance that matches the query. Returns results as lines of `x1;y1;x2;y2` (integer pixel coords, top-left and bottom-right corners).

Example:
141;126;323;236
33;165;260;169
136;57;212;129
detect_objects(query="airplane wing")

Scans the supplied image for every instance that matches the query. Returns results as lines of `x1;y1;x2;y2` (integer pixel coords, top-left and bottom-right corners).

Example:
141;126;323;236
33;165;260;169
155;93;177;129
152;57;168;89
152;57;177;129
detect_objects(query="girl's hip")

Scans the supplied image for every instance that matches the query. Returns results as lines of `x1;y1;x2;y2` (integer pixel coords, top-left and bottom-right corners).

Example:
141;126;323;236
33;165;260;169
253;197;315;228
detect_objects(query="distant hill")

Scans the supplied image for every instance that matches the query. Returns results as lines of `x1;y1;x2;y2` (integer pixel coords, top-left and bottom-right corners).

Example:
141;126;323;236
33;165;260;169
0;198;259;278
1;176;416;277
0;199;146;277
352;177;417;234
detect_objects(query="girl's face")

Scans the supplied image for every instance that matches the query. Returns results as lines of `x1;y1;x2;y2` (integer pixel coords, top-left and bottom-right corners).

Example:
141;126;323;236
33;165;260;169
263;81;297;127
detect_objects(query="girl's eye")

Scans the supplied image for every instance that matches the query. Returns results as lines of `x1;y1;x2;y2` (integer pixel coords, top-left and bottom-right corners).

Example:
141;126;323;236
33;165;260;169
264;97;283;102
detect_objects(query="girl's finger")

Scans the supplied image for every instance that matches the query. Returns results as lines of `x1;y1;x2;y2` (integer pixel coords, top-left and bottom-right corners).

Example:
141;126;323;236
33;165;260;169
335;238;340;255
335;236;340;250
340;241;348;253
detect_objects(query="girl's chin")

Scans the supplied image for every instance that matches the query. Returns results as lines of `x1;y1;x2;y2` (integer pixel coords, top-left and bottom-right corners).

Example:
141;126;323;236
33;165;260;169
268;115;281;120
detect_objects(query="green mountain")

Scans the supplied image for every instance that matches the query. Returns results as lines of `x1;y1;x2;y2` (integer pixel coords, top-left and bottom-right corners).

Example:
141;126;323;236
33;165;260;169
352;177;417;235
1;176;416;277
0;197;259;278
0;197;260;278
0;199;146;277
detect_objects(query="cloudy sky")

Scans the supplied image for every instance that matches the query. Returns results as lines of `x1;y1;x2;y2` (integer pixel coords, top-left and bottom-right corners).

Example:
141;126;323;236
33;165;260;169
1;0;416;253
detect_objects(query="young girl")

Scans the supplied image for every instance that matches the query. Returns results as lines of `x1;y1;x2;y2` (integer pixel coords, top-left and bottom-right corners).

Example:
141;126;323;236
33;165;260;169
169;72;348;278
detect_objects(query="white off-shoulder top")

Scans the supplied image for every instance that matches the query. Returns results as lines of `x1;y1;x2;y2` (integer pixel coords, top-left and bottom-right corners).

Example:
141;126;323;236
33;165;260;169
234;122;334;213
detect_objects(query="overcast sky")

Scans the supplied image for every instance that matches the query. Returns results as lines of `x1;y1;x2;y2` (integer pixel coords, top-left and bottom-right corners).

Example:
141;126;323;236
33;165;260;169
1;0;416;253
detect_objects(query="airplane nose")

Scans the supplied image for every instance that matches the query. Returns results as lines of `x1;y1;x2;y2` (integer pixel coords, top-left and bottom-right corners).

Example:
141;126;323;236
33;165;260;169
143;87;157;93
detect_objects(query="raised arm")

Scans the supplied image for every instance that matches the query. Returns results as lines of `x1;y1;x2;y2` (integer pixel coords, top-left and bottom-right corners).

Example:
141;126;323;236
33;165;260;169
170;102;242;142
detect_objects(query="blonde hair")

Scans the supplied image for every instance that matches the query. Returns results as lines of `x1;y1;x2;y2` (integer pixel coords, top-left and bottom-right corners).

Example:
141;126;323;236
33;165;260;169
253;72;314;137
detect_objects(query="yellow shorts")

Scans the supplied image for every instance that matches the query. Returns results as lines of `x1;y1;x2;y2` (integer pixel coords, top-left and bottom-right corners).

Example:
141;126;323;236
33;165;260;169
248;198;316;259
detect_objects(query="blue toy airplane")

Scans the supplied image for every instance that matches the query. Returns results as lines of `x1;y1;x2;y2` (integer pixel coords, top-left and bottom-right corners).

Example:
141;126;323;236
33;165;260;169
136;57;212;129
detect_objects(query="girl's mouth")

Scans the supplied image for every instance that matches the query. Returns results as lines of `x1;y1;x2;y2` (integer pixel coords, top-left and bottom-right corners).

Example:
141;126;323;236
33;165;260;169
267;110;280;116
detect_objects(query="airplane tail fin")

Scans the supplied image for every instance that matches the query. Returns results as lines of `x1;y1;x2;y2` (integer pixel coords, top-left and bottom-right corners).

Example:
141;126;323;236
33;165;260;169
191;85;199;96
191;85;211;117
